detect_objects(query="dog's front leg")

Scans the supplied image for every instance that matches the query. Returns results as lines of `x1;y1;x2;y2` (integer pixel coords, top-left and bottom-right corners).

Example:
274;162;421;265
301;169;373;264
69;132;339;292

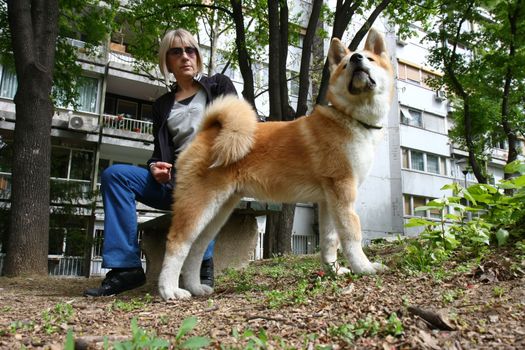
336;207;387;274
319;202;352;275
326;184;387;274
158;239;192;300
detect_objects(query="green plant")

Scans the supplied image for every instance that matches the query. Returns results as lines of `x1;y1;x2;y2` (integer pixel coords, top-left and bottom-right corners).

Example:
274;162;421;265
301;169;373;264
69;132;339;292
41;303;74;334
403;160;525;271
442;289;464;304
172;316;210;349
8;320;34;334
264;278;324;308
112;294;153;312
113;318;170;350
385;313;404;336
329;316;380;344
64;330;75;350
112;317;210;350
492;286;506;298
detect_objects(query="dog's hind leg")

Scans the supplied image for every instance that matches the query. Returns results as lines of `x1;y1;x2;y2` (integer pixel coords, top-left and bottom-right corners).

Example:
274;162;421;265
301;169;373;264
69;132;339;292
318;202;351;275
181;194;241;296
158;187;235;301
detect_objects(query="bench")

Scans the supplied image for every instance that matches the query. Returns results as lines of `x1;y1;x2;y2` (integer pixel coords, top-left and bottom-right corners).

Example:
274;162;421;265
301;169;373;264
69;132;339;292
139;199;281;283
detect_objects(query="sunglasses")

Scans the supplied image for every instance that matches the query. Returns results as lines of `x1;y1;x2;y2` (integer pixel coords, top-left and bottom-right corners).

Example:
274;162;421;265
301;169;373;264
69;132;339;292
167;46;197;57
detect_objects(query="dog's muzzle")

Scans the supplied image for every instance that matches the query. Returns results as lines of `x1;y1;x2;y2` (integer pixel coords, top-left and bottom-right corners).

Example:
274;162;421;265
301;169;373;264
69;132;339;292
348;53;376;94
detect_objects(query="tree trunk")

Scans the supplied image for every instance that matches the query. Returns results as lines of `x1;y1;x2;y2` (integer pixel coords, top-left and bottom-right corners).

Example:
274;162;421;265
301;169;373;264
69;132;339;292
276;203;294;255
502;0;521;179
267;0;282;120
278;1;289;119
262;1;294;256
230;0;255;107
296;0;322;117
4;0;59;276
316;0;358;105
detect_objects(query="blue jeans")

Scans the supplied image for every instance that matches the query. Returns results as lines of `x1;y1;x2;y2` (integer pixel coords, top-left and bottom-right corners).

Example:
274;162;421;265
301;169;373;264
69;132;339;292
100;164;215;268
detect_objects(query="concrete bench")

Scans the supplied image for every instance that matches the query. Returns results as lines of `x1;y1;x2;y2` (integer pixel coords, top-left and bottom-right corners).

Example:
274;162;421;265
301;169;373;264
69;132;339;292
139;199;281;283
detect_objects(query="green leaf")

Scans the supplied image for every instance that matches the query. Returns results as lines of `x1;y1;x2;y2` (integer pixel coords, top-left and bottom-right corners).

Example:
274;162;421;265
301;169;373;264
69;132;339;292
513;175;525;188
444;213;461;221
496;228;509;246
405;218;435;227
504;160;525;174
64;330;75;350
180;336;211;349
462;189;477;206
177;317;198;340
414;205;438;211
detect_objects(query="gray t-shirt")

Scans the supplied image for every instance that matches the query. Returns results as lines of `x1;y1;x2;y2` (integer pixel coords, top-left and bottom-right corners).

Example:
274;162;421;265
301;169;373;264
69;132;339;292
166;89;207;154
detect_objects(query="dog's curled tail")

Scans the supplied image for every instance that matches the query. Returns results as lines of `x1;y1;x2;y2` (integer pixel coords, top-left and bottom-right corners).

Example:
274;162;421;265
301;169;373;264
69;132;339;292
200;95;258;168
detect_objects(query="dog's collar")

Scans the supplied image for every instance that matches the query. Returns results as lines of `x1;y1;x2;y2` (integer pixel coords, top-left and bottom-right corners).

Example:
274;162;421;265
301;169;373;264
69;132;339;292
356;119;383;130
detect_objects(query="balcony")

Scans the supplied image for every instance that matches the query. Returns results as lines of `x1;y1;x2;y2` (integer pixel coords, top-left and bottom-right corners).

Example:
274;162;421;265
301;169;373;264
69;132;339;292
103;114;153;136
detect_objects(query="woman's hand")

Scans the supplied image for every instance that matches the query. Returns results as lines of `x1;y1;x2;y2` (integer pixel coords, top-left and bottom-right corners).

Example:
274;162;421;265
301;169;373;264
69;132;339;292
150;162;173;184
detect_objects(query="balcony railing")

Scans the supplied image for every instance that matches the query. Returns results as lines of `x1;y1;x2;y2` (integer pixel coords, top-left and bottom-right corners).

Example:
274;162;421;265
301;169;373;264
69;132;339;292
103;114;153;135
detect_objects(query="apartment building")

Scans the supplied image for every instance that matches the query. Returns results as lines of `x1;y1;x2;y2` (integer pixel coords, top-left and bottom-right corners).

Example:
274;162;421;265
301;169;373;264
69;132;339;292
0;6;520;276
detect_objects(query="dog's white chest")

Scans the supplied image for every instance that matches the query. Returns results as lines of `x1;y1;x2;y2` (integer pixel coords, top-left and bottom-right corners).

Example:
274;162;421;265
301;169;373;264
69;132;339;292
345;130;382;185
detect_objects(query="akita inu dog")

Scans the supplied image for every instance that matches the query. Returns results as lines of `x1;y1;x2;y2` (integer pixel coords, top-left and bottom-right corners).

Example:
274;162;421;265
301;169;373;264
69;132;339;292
159;28;394;300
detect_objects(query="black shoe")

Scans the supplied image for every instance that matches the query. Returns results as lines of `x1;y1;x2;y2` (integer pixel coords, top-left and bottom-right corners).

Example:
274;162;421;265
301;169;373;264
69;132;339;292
83;267;146;297
200;258;214;287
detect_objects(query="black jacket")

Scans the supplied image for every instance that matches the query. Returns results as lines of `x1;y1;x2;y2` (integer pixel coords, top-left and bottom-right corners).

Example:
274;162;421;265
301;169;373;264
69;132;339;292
147;73;237;172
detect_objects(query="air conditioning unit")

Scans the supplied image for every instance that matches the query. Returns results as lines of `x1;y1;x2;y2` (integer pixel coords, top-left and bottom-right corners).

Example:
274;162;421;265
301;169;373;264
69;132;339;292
68;116;85;130
435;89;446;101
396;38;408;47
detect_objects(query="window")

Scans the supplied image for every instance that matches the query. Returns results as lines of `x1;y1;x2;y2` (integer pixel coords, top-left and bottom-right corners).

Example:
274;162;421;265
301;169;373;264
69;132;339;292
117;100;138;119
104;95;116;115
0;66;17;99
51;147;71;179
398;62;440;88
141;104;153;121
49;227;66;255
0;139;12;173
402;149;409;168
54;76;100;113
404;194;447;218
77;76;99;113
411;151;424;171
440;158;447;175
93;229;104;258
400;108;423;128
70;150;94;181
406;65;421;83
51;146;94;180
424;112;446;133
426;154;439;174
288;70;300;96
402;148;448;175
412;196;426;217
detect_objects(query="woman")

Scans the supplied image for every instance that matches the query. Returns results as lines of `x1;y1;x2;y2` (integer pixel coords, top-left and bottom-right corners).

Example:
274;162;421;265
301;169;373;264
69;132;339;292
84;29;238;297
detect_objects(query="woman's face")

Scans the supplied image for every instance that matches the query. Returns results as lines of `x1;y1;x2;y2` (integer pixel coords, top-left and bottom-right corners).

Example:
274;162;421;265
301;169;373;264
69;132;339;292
166;38;199;81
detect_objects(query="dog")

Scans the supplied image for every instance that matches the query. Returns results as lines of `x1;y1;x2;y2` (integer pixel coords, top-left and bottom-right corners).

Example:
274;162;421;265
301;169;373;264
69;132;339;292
158;28;394;300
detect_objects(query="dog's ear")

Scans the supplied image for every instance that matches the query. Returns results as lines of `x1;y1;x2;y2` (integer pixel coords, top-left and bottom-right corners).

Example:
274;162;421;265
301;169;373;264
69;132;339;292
364;28;387;56
328;38;348;73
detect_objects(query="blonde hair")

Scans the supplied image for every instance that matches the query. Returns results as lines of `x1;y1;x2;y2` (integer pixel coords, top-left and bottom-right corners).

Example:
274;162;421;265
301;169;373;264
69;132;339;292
159;29;203;85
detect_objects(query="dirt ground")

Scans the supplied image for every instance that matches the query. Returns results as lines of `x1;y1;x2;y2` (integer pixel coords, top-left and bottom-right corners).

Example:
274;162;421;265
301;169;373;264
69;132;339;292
0;244;524;349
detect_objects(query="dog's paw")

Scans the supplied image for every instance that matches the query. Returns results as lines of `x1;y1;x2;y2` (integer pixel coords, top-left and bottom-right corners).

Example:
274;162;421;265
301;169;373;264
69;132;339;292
324;261;352;276
159;285;192;301
371;262;388;273
158;277;192;300
186;283;214;296
352;261;388;275
335;266;352;275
